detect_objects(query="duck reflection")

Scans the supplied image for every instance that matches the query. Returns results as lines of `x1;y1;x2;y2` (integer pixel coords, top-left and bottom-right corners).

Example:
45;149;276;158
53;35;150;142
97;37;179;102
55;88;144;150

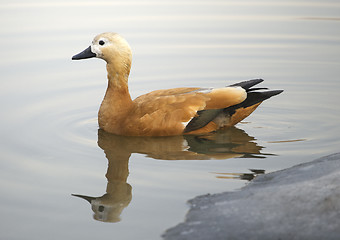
213;169;266;181
73;127;271;222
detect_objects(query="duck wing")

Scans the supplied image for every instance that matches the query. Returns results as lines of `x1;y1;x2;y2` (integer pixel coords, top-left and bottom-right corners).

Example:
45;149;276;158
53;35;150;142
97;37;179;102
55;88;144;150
129;86;246;136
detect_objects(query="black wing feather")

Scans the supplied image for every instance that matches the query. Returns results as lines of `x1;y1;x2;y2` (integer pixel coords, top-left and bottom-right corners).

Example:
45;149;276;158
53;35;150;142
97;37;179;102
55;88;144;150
183;109;223;133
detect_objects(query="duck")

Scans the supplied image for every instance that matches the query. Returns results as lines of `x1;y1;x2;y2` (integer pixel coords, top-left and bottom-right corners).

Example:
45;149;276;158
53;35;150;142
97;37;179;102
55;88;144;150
72;32;283;136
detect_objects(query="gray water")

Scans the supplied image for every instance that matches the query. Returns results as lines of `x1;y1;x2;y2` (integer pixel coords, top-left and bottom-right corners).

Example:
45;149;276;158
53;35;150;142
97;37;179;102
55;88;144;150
1;1;340;239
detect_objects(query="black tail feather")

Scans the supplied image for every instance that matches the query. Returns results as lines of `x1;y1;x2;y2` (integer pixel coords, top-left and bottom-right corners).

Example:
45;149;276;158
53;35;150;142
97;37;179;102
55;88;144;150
228;79;264;91
227;79;283;111
224;89;283;116
235;90;283;109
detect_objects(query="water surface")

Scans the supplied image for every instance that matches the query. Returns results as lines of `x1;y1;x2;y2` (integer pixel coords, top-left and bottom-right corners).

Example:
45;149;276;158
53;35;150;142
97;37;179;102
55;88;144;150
1;1;340;239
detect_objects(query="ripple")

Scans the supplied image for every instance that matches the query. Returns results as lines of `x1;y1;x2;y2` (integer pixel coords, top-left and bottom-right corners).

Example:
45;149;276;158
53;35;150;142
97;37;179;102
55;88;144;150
53;107;99;147
267;139;307;144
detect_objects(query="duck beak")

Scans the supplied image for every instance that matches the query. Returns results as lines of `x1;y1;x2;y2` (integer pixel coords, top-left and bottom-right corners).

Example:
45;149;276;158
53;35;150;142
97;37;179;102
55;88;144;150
72;194;96;203
72;46;96;60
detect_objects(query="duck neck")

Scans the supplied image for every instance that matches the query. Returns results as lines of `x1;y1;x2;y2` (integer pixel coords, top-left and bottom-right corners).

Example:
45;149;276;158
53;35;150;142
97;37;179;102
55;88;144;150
106;61;130;89
99;63;133;131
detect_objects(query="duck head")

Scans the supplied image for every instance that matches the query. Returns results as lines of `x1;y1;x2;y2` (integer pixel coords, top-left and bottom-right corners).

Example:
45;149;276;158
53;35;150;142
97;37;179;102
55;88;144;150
72;32;132;76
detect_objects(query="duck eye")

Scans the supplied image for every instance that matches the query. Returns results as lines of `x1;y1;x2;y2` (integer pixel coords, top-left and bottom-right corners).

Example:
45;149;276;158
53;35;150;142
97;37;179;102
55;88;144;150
99;40;105;46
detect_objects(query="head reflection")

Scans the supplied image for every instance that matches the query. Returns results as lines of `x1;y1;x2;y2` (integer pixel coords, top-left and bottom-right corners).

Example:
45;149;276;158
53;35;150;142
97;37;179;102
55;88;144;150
73;127;271;222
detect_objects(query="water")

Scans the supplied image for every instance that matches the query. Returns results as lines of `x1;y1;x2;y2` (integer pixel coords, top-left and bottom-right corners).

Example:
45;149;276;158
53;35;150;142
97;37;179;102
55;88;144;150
1;0;339;239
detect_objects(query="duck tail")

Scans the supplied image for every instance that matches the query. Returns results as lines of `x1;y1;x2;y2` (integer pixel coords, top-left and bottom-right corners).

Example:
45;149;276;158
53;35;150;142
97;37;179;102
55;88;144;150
184;79;283;134
227;78;283;108
223;80;283;126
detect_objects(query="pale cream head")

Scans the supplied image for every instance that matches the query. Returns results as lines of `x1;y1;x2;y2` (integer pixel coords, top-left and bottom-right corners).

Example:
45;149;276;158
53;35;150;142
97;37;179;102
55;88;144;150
72;32;132;77
90;32;132;64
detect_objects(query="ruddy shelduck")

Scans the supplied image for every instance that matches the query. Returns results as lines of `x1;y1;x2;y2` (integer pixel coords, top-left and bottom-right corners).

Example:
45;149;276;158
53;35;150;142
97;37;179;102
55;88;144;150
72;32;283;136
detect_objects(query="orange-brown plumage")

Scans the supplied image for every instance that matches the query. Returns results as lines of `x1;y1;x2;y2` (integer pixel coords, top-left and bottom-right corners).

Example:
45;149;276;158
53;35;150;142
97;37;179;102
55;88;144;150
72;32;283;136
